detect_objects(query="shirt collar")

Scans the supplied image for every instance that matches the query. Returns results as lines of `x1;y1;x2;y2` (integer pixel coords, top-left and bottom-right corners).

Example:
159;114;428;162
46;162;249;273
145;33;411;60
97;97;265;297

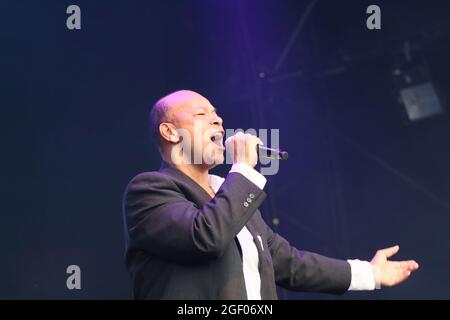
208;174;225;193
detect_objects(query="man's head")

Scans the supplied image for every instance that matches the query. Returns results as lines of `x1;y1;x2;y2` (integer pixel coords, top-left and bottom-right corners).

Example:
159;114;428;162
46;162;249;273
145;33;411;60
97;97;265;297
149;90;224;168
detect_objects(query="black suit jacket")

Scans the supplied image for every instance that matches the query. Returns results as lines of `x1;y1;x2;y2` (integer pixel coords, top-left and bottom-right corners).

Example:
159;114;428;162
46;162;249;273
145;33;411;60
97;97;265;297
122;162;351;299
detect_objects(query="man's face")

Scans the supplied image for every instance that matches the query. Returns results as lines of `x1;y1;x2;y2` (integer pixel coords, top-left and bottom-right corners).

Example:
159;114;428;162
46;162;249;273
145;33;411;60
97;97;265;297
170;93;224;167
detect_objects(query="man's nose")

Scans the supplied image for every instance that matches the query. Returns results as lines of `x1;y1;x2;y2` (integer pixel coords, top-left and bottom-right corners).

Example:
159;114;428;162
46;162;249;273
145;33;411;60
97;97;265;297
211;114;223;126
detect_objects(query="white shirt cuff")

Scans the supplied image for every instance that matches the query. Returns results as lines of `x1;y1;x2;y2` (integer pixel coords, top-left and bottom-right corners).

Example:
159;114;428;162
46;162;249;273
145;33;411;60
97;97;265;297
347;259;379;291
230;163;267;190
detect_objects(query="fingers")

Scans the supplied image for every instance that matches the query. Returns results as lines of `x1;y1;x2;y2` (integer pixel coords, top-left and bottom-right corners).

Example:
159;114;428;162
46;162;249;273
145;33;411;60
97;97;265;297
399;268;413;282
377;245;400;258
226;132;261;167
384;266;413;287
256;137;264;146
394;270;411;286
395;260;419;271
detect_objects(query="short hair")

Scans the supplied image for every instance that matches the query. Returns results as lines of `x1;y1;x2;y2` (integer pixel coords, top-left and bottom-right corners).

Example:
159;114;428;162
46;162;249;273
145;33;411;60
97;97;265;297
149;90;199;148
149;97;171;147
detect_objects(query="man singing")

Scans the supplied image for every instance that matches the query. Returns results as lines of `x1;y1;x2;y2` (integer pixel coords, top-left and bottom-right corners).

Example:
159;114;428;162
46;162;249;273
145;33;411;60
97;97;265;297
122;90;418;299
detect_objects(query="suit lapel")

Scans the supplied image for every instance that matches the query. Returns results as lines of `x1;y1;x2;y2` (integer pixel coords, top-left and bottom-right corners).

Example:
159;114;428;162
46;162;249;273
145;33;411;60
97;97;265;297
159;162;213;205
244;218;264;256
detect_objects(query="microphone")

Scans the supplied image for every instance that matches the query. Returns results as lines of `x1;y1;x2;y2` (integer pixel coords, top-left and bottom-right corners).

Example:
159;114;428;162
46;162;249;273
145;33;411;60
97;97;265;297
221;134;289;160
258;145;289;160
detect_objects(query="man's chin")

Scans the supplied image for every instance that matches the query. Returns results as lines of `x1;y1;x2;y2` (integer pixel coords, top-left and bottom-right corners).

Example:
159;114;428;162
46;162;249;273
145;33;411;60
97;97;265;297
203;154;224;169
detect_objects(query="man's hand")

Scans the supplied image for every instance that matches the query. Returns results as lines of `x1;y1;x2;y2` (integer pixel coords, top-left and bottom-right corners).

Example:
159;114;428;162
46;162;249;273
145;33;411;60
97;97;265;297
226;132;263;168
370;245;419;288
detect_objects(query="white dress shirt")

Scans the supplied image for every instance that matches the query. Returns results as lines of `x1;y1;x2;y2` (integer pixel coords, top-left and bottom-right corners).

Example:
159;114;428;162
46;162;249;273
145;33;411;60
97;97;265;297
208;163;377;300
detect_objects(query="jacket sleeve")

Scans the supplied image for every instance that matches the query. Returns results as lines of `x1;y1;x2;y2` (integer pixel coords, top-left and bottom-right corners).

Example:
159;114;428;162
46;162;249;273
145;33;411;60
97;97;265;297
123;171;266;265
260;216;352;294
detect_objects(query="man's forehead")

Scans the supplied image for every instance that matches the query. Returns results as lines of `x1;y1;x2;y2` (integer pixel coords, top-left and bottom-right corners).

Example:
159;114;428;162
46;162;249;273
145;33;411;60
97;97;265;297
167;91;212;112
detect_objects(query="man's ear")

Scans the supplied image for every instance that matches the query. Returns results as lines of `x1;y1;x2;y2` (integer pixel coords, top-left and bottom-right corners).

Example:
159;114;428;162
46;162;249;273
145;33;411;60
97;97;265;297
159;122;180;143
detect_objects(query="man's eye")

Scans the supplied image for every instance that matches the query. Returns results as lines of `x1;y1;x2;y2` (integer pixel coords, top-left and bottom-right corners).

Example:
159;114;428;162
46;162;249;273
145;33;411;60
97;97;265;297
195;113;206;116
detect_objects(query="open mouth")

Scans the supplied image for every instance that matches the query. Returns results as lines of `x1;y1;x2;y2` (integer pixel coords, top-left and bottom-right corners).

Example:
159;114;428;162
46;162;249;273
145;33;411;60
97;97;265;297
210;132;224;148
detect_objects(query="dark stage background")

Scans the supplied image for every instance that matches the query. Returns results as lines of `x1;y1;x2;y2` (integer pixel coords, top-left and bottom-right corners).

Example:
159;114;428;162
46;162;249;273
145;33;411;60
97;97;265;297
1;0;449;299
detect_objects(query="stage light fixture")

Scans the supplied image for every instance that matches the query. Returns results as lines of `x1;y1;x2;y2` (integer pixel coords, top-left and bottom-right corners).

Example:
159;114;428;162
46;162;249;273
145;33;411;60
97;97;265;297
393;64;444;123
